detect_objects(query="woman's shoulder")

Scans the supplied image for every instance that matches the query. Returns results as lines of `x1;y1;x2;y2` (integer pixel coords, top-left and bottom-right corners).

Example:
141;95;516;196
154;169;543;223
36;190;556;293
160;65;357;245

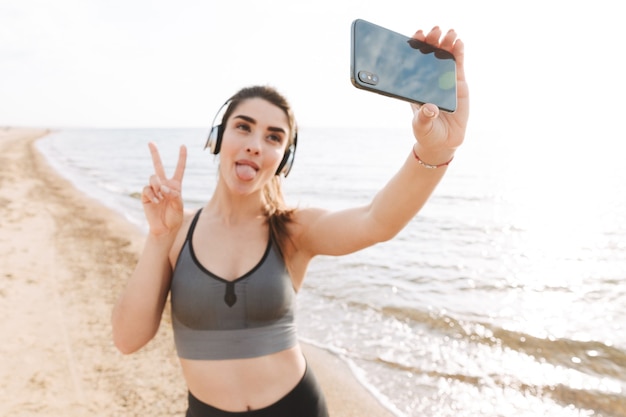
291;206;328;226
182;207;200;222
181;208;205;237
288;206;330;245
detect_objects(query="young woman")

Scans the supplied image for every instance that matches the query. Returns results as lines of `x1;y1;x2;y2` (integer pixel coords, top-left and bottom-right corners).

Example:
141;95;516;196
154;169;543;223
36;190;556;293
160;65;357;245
112;26;469;417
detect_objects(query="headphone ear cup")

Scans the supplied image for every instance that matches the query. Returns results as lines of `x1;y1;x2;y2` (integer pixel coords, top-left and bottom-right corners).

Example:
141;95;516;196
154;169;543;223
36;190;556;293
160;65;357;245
276;144;296;177
206;124;224;154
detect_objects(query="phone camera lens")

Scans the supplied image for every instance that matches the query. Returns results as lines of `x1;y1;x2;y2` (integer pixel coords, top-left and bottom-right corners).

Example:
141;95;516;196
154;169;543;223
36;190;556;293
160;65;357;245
358;70;379;86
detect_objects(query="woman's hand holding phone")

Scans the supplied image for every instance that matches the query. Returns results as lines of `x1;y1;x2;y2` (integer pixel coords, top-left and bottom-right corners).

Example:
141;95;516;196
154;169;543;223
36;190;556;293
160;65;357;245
142;142;187;237
411;27;469;164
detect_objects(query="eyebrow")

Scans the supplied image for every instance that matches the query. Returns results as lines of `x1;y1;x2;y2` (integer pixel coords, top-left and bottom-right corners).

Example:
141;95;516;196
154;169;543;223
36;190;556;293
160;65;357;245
233;114;287;135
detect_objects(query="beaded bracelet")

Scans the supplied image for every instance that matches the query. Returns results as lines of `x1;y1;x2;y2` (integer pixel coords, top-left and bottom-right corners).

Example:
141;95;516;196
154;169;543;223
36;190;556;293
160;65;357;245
412;145;454;169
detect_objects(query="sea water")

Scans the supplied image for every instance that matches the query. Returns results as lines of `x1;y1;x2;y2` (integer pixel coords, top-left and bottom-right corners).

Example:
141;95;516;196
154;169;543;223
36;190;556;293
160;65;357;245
36;127;626;417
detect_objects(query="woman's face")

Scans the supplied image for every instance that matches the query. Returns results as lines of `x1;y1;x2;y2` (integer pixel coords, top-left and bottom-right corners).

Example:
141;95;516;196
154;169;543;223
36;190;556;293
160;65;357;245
218;97;291;193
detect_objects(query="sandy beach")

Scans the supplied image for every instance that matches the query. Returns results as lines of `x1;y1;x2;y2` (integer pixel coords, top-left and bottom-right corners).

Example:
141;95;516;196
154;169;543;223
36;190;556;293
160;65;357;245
0;128;394;417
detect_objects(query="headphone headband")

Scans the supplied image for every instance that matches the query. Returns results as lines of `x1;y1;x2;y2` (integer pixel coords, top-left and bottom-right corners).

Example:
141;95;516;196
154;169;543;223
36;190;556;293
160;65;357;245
204;100;230;154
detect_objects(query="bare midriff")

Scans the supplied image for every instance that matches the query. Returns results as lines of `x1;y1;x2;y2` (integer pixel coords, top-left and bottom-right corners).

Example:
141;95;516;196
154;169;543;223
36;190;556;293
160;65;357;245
179;344;306;412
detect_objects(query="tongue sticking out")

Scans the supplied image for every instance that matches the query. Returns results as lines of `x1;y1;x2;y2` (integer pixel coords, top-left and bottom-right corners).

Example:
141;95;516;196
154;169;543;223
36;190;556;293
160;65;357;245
235;163;257;181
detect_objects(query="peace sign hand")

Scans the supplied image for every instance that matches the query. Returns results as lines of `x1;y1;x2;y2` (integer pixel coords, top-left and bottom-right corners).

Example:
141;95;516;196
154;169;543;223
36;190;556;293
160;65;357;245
141;142;187;237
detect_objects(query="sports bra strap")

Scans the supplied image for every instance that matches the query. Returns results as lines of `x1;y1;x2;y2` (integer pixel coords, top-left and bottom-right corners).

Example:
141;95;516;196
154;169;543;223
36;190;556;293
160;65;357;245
185;209;203;243
173;209;203;272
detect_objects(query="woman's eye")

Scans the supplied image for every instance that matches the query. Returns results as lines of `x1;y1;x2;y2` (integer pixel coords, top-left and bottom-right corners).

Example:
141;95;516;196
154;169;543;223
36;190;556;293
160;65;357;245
236;123;251;132
267;134;282;143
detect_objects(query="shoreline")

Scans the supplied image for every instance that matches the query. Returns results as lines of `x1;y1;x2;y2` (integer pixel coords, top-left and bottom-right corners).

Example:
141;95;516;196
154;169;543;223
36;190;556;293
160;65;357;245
0;128;394;416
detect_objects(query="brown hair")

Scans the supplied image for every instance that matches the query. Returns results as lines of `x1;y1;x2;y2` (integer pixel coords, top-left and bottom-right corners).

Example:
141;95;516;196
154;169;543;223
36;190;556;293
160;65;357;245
220;85;297;258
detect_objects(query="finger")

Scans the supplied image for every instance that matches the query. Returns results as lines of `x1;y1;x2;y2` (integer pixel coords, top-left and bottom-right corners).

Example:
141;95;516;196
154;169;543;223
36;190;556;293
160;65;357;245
148;142;167;179
440;29;457;51
452;38;466;79
172;145;187;183
425;26;443;46
412;103;439;139
149;174;164;200
141;185;160;205
411;29;426;41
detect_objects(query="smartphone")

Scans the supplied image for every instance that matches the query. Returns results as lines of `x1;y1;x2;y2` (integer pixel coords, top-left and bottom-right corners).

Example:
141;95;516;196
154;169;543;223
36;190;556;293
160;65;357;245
350;19;457;112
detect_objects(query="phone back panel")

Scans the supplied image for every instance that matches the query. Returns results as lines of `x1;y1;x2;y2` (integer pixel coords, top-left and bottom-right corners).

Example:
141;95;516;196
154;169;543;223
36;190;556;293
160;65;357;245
351;19;457;112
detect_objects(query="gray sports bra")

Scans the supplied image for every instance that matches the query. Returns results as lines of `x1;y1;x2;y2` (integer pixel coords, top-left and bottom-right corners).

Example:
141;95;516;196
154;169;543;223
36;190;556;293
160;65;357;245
170;209;298;360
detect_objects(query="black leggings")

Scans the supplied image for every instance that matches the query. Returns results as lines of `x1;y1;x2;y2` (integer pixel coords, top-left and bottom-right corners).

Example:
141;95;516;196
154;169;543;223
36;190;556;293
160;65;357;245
185;365;329;417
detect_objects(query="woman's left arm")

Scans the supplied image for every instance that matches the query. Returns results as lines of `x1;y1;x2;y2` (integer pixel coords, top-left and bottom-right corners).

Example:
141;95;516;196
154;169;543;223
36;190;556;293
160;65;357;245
295;27;469;257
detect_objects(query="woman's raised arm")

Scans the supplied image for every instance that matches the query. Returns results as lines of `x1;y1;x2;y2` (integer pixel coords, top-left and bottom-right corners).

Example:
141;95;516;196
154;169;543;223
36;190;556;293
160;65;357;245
295;27;469;258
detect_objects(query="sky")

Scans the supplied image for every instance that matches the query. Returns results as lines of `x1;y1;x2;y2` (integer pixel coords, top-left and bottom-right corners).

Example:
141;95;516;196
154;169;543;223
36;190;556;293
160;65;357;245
1;0;623;134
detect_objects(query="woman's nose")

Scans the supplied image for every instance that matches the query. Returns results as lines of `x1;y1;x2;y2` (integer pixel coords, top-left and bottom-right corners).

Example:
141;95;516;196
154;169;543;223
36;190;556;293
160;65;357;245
246;134;262;154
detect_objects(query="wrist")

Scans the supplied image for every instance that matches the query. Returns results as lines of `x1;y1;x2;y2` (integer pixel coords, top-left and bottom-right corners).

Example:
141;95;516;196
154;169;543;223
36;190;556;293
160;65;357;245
147;228;178;244
412;143;455;168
